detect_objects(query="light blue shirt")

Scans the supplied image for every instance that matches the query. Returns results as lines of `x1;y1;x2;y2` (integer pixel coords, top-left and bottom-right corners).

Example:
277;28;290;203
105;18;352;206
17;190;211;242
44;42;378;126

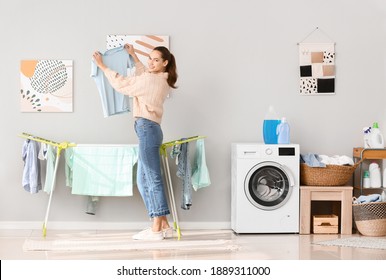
91;46;134;117
22;140;42;194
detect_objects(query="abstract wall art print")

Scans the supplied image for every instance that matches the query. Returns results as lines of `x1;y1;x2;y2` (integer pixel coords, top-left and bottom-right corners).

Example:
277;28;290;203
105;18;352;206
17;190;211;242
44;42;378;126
20;60;73;112
299;43;335;95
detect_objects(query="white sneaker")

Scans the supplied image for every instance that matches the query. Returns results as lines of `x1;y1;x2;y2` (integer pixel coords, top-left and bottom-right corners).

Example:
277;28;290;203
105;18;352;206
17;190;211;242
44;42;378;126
162;227;174;239
132;228;164;241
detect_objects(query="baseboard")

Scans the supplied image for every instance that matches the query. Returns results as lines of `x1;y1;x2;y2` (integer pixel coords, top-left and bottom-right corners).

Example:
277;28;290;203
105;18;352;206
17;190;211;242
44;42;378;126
0;221;231;231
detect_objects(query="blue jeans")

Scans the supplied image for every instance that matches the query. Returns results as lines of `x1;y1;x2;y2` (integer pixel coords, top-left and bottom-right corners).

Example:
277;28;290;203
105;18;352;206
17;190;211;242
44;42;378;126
177;142;192;210
134;118;170;218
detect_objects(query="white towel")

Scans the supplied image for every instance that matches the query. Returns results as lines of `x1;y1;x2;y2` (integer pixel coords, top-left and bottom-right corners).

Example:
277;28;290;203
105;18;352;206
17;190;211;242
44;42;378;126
319;155;354;166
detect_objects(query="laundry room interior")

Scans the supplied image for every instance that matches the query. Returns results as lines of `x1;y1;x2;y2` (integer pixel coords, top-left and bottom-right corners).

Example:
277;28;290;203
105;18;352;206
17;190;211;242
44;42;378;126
2;0;386;262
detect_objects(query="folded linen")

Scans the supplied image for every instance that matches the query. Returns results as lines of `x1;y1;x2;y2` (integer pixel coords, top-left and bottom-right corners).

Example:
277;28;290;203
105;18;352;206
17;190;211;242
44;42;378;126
300;153;326;167
319;155;354;166
353;194;382;204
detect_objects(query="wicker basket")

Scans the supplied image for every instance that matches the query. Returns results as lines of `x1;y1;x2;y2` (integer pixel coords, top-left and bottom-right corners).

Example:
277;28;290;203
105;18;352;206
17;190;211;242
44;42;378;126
300;161;361;186
352;201;386;237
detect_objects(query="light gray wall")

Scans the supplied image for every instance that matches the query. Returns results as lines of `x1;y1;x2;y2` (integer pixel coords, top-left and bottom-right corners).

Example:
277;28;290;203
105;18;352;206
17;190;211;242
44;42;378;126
1;0;386;228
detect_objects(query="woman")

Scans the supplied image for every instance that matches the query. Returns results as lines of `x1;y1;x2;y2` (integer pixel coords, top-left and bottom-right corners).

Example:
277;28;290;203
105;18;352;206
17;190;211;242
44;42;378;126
93;44;178;240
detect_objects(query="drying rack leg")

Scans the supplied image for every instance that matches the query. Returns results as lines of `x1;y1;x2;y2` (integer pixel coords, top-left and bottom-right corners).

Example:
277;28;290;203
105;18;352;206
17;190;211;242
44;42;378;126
161;154;181;240
42;148;62;237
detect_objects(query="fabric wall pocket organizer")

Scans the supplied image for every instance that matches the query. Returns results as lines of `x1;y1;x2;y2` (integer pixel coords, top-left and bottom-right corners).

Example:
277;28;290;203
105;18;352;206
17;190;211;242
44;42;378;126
298;27;336;96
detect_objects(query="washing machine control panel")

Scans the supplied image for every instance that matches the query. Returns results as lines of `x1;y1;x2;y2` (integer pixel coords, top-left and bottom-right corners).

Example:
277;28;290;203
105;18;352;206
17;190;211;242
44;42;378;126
278;147;296;156
264;147;296;156
265;148;273;155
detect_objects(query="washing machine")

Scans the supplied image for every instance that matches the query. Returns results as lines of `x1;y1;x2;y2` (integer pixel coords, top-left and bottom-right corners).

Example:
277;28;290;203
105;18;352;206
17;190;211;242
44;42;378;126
231;143;300;233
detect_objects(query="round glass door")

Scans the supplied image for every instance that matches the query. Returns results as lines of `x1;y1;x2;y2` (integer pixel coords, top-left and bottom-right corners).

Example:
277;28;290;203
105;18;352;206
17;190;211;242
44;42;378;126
244;162;293;210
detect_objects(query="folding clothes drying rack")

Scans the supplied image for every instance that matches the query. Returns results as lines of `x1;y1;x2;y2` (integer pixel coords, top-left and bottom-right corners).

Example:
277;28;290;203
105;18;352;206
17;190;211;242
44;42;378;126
19;132;76;237
19;132;205;239
160;135;206;240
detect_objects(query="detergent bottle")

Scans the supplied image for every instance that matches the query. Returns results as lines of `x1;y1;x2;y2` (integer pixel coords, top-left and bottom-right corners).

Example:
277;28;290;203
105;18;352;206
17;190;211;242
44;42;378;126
263;105;280;144
383;167;386;188
369;122;384;148
381;190;386;202
363;126;371;148
369;162;382;188
277;117;290;144
363;170;371;188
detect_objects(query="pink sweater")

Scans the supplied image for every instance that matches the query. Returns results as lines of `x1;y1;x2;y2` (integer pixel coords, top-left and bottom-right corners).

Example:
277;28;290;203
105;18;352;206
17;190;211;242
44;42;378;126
104;62;170;124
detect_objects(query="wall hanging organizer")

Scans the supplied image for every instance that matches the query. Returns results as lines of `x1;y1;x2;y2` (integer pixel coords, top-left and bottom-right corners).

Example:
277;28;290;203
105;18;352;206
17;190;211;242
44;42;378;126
298;27;336;96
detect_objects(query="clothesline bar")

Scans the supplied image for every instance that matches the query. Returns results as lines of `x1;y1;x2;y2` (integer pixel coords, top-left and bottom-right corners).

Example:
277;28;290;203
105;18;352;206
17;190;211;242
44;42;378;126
161;135;206;148
19;132;76;149
76;144;138;147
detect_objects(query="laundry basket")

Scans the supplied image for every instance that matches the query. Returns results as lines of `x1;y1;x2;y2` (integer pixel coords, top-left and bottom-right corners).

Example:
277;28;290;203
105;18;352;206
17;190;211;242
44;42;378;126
352;201;386;237
300;161;361;186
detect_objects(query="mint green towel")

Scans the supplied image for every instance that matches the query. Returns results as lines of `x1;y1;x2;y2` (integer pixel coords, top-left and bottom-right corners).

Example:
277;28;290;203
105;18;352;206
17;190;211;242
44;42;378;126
191;139;211;191
66;146;138;196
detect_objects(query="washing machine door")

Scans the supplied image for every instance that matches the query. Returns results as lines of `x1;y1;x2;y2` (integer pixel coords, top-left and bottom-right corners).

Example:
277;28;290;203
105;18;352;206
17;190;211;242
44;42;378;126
244;161;294;210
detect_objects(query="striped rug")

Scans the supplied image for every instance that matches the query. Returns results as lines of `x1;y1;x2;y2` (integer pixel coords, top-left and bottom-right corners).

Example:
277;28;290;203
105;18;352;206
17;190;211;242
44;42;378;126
313;237;386;250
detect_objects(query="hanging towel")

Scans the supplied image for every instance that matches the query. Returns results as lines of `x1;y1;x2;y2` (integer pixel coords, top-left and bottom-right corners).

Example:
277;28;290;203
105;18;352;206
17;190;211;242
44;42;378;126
65;145;138;196
22;140;42;194
91;46;134;117
191;139;211;191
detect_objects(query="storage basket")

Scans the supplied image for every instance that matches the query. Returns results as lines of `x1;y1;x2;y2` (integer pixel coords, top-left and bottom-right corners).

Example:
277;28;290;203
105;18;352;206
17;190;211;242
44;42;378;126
300;161;361;186
352;201;386;237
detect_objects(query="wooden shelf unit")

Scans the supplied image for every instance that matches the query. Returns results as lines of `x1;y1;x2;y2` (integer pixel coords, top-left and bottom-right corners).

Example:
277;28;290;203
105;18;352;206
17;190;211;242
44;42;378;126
353;147;386;194
300;186;353;234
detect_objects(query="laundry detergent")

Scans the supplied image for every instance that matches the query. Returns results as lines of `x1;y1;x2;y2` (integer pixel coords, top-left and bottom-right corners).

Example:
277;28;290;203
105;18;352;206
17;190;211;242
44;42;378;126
263;119;280;144
263;105;280;144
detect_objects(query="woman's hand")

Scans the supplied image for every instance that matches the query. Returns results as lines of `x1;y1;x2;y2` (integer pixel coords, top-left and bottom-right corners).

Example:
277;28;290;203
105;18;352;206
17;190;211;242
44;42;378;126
92;51;107;71
124;44;140;63
124;44;135;56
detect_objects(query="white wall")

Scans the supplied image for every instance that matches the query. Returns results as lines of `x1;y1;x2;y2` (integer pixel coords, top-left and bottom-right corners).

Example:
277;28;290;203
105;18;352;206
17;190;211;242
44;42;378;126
1;0;386;229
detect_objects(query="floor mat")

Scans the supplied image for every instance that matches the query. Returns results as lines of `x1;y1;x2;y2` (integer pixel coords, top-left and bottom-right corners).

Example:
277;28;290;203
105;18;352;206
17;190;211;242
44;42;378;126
313;237;386;250
23;236;239;252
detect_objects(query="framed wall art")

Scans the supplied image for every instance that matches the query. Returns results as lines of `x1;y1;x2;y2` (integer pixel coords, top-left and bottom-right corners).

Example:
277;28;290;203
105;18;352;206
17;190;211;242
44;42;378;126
20;59;73;112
